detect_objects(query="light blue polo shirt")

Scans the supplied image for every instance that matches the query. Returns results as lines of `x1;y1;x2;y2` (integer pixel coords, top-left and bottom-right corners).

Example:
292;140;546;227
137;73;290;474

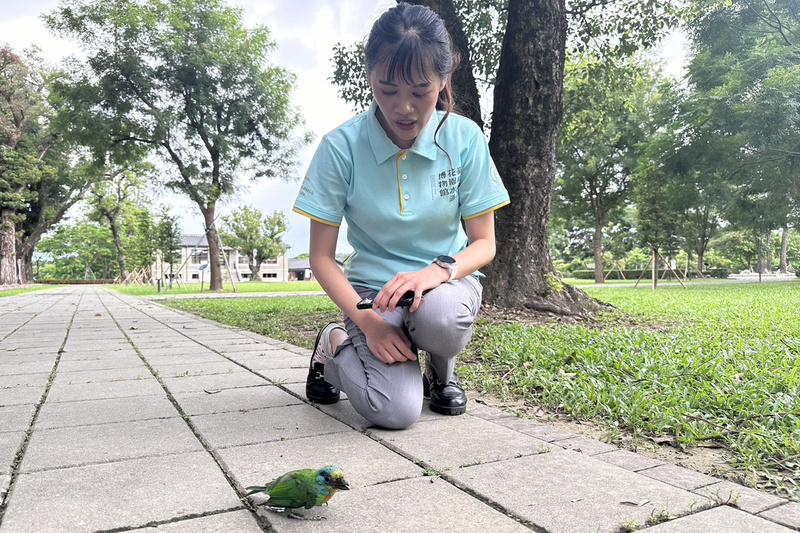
293;100;510;290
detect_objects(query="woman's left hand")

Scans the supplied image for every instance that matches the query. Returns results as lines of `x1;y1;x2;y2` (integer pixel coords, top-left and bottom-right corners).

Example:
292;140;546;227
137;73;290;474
372;264;450;313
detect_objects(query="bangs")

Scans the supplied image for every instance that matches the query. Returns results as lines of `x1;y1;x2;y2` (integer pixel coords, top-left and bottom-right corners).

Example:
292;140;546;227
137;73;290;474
378;40;439;85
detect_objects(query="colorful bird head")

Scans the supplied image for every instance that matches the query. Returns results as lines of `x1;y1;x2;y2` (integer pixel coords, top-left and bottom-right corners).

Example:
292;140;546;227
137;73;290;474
316;465;349;493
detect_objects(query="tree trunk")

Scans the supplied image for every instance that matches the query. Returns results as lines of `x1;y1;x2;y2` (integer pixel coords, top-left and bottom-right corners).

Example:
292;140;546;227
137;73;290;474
481;0;592;315
0;209;18;286
780;226;789;274
696;251;705;278
651;246;658;290
108;217;128;281
203;209;224;291
593;219;604;284
755;235;765;274
404;0;483;129
249;257;262;281
766;232;773;274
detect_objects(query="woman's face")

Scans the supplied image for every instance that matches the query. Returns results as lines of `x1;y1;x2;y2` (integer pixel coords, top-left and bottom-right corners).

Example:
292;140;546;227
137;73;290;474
369;66;446;149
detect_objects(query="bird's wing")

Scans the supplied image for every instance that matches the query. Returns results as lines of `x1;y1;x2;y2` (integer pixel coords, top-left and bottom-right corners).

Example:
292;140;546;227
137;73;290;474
264;470;319;510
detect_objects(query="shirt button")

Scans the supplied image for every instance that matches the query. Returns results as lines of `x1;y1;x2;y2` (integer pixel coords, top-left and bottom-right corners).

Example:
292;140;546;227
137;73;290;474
403;194;410;200
402;154;407;160
402;174;408;180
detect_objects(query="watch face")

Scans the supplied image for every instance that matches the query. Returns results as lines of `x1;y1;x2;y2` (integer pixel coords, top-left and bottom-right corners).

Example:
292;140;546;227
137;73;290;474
436;255;456;265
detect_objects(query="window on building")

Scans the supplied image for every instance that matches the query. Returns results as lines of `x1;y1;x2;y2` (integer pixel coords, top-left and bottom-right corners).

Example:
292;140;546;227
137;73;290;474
191;273;199;280
263;272;277;279
263;258;278;265
190;249;208;264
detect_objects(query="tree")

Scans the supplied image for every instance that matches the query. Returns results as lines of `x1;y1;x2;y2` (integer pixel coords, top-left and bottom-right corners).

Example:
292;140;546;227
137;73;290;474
45;0;310;291
154;207;182;286
220;205;288;281
86;165;152;281
555;52;664;283
37;217;117;279
682;0;800;274
332;0;679;314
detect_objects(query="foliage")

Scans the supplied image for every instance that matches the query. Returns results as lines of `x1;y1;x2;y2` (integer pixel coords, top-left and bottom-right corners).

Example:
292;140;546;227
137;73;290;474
36;217;117;279
111;280;323;297
219;205;288;280
44;0;310;290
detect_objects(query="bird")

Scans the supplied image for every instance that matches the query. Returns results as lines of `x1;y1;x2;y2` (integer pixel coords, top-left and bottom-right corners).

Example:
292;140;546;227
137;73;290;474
245;465;350;520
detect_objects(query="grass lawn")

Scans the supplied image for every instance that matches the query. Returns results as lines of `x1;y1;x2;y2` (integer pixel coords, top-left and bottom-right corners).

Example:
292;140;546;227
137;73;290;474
110;280;324;297
0;286;56;297
159;280;800;500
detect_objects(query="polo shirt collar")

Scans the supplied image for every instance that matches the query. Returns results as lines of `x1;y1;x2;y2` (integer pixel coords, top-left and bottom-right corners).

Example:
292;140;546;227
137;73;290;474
367;100;440;164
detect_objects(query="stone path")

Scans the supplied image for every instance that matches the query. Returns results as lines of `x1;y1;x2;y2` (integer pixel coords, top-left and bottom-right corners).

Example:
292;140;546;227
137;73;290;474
0;286;798;532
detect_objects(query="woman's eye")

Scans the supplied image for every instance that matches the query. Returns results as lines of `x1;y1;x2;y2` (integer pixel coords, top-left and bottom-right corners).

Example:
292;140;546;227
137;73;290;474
413;92;429;98
381;90;397;96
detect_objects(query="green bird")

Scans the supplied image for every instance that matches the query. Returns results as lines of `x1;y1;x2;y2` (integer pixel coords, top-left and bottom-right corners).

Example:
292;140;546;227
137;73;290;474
245;465;350;520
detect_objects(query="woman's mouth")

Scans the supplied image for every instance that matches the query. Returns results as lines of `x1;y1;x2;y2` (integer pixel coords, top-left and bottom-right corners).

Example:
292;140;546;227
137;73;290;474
395;120;416;131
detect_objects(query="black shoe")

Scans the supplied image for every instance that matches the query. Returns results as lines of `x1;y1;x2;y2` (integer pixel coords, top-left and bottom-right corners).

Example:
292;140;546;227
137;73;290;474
423;360;467;416
306;323;341;404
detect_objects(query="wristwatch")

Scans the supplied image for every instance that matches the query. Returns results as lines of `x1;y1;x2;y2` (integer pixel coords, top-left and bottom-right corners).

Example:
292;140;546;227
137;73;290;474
433;255;458;281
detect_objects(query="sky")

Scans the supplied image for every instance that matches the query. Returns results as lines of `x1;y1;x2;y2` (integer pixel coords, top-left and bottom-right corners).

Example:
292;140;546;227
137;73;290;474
0;0;686;257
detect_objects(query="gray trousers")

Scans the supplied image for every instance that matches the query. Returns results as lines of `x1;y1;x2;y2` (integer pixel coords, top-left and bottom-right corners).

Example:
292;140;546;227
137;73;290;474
323;275;483;430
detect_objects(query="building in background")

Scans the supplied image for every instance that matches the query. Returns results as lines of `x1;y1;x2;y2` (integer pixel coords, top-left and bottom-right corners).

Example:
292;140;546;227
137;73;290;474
154;234;289;283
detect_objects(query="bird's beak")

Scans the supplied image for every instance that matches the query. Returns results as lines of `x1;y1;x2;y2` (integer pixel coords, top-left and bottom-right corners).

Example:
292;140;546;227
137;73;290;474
332;478;350;491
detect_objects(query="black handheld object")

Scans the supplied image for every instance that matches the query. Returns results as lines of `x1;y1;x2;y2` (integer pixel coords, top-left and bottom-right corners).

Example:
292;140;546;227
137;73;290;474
356;290;428;310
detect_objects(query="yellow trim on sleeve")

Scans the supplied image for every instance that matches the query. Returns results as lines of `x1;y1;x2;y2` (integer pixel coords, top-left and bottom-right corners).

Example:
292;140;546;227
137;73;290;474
292;207;341;227
463;200;511;220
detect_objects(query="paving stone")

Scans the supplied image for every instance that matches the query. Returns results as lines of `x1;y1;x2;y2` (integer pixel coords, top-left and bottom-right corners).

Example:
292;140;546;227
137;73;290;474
493;415;583;441
447;453;714;533
556;436;621;455
219;431;422;492
0;431;26;475
128;509;264;532
370;414;554;470
56;354;145;371
759;501;800;529
645;505;795;532
0;386;44;407
0;373;50;388
21;417;204;472
152;360;251;377
190;403;352;449
0;404;36;433
53;366;154;384
0;362;55;376
639;463;722;491
595;449;666;471
46;378;165;403
694;480;787;514
1;452;243;533
260;476;531;533
160;371;268;394
0;473;9;501
172;384;302;416
35;395;179;429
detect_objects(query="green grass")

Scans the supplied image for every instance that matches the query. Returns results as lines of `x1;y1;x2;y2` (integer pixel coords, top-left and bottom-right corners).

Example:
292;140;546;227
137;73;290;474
163;295;339;349
159;280;800;500
110;280;323;297
460;281;800;499
0;286;56;297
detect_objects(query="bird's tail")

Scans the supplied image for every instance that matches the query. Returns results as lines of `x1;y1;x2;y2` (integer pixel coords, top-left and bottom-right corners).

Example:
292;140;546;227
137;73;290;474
244;486;267;496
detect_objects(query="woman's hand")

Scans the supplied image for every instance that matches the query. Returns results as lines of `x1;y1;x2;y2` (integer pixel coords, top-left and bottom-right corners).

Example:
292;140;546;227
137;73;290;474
371;264;450;313
361;317;417;364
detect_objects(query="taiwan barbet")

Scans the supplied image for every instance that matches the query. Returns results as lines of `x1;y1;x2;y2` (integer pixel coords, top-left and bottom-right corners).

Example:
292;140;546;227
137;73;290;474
245;465;349;520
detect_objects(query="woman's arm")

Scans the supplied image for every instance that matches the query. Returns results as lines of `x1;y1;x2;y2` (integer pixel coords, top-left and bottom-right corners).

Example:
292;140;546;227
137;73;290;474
372;210;497;313
309;220;417;364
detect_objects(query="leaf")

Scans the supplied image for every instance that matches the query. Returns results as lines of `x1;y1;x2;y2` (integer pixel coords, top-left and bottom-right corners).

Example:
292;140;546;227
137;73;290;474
558;368;577;378
204;389;221;394
620;499;651;507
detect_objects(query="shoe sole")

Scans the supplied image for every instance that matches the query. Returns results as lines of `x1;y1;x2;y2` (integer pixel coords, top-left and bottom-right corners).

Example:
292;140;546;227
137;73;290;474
429;403;467;416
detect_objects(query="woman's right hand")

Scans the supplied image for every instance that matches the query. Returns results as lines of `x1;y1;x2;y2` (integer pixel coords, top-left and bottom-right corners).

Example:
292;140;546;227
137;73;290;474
361;317;417;365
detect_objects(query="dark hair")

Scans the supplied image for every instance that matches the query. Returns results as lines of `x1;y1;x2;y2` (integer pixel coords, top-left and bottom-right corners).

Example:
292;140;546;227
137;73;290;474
365;3;458;147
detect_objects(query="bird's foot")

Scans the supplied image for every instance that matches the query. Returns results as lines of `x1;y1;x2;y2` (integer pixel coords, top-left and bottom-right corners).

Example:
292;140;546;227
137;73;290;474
260;505;326;521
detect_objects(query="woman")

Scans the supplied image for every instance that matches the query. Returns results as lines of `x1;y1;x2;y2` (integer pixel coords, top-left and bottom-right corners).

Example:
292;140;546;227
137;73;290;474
292;2;509;429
